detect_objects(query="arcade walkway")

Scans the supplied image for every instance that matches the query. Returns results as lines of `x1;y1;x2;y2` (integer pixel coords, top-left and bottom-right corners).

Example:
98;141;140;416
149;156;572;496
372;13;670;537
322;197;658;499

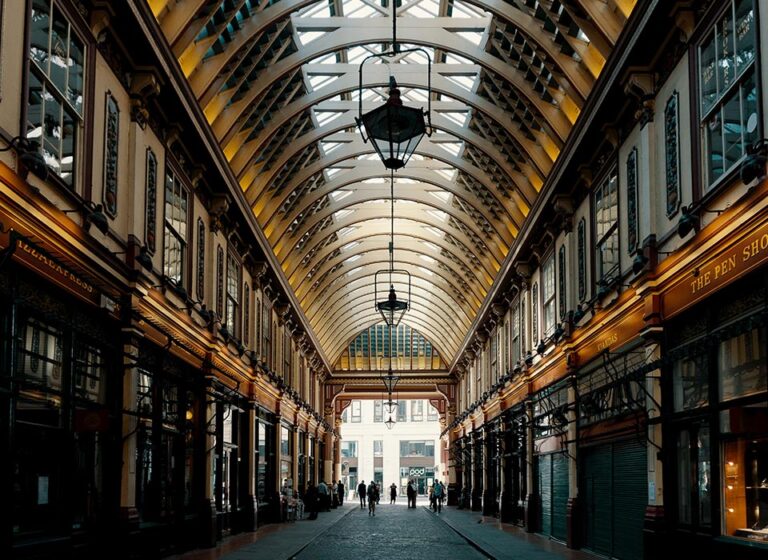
175;500;598;560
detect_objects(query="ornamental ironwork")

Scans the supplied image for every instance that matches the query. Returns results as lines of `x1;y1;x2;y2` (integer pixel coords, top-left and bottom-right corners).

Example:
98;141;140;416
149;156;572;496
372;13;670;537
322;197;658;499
216;246;224;318
531;282;538;344
103;93;119;217
627;147;639;254
244;283;250;346
665;91;681;217
558;245;566;321
145;149;157;253
196;219;205;301
577;218;586;301
577;349;647;426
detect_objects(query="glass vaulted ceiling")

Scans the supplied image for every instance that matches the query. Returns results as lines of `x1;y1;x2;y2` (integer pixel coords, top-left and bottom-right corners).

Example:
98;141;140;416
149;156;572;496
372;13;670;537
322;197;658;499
151;0;635;368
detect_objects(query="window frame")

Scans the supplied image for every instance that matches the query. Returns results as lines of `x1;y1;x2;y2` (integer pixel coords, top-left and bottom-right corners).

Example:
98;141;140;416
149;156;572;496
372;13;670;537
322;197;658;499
592;166;620;284
162;163;191;289
541;252;556;338
694;0;762;191
24;0;91;190
225;249;241;339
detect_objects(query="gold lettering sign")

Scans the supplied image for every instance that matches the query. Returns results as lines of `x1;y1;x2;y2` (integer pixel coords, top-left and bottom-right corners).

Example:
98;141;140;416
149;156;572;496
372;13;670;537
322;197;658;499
596;332;618;353
665;220;768;318
13;237;99;304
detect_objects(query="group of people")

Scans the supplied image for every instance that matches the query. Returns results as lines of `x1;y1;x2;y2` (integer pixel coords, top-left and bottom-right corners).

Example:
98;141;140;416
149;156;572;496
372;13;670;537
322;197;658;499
356;480;382;516
280;478;345;521
352;478;446;514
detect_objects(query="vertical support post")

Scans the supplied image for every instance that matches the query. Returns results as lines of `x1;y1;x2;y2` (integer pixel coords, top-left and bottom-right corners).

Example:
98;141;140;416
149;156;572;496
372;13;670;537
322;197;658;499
566;380;580;549
244;404;258;531
525;400;537;532
119;329;141;550
644;340;665;555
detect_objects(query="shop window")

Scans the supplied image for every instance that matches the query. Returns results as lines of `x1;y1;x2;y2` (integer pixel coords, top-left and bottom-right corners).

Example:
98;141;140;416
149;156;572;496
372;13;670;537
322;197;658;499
721;404;768;541
341;440;357;458
699;0;759;186
351;400;361;422
73;340;105;403
400;440;435;457
541;254;556;337
27;0;85;187
256;418;274;502
676;425;712;528
17;317;63;401
594;168;619;282
374;440;383;457
673;355;709;411
163;167;189;288
718;326;767;401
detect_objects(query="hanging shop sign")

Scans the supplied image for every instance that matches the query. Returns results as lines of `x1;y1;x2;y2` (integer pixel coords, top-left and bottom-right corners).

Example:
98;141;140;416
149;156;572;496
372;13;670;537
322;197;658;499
664;216;768;318
409;467;426;477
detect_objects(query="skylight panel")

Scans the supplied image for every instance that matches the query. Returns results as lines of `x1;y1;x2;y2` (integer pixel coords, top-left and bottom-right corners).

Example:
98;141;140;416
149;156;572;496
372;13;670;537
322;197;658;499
435;168;457;181
451;0;489;18
421;240;440;251
346;267;362;276
341;241;361;251
325;167;346;178
444;74;475;91
330;190;354;202
320;141;344;155
299;31;325;46
444;53;474;65
334;209;355;220
401;0;440;17
440;111;470;126
436;142;462;157
362;178;386;184
300;1;333;17
426;209;448;222
315;111;344;126
456;32;484;46
345;254;362;263
419;254;436;263
417;266;434;276
337;226;357;237
309;74;341;90
429;191;451;203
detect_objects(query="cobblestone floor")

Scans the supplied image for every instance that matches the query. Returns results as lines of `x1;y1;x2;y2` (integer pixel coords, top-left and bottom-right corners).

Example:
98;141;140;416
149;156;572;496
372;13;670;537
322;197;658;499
293;502;489;560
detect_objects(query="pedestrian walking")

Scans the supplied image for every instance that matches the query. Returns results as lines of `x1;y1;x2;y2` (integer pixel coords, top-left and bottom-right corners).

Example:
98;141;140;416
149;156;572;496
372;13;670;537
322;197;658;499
318;480;330;511
337;480;345;505
432;480;444;513
358;480;367;509
389;483;397;504
305;483;319;520
407;478;417;508
367;481;379;516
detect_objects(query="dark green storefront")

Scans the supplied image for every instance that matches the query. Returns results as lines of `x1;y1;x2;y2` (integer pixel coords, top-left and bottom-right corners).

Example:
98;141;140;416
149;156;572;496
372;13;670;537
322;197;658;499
537;452;568;541
580;439;646;560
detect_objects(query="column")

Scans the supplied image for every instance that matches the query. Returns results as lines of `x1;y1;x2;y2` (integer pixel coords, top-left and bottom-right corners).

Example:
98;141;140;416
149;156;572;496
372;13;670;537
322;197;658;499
472;431;483;511
524;400;537;532
119;330;141;547
644;339;665;556
292;428;300;492
566;378;580;549
482;424;494;516
244;405;258;530
446;430;459;506
499;417;512;521
323;430;334;486
200;389;217;546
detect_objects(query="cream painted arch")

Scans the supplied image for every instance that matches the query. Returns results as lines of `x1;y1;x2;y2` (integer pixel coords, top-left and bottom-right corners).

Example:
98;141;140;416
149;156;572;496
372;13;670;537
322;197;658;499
248;138;528;233
286;232;495;290
209;24;575;145
238;110;540;210
228;67;556;179
268;184;514;256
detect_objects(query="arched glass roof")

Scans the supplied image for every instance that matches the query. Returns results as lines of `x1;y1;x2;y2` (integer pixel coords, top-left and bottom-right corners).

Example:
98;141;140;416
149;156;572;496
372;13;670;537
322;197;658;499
150;0;636;367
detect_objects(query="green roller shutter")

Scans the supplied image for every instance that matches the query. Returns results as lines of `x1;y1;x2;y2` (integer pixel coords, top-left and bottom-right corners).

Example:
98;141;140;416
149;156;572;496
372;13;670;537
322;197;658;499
538;454;552;536
580;439;646;560
582;445;613;556
612;440;646;560
552;453;569;541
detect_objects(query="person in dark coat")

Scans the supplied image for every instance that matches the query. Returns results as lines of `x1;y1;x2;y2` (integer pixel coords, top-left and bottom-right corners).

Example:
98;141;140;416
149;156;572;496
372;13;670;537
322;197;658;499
389;483;397;504
357;480;367;509
304;483;319;520
337;480;345;505
407;478;417;508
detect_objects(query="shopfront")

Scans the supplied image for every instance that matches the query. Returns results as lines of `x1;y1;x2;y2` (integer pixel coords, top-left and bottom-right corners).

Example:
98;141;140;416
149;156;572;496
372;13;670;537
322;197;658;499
576;347;648;560
255;408;277;525
1;256;121;558
532;380;569;541
664;271;768;556
500;406;527;524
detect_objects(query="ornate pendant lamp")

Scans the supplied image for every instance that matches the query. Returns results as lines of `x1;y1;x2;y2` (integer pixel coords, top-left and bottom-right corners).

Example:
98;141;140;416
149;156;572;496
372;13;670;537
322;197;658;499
355;1;432;169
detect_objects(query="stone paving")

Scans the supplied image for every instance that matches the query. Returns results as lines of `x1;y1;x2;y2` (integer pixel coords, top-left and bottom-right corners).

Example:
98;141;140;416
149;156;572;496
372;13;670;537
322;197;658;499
293;500;489;560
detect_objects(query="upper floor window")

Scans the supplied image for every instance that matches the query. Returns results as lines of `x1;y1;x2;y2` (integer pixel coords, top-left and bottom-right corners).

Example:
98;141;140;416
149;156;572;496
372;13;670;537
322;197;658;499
341;441;357;458
511;298;522;364
163;168;189;287
411;400;424;422
397;401;407;422
699;0;759;186
541;254;556;337
351;400;361;423
427;403;438;422
27;0;85;187
225;252;240;337
594;168;619;282
373;440;383;457
374;400;383;422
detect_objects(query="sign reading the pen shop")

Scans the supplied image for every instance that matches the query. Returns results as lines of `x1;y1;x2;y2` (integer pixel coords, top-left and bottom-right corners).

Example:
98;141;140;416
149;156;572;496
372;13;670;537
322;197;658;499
664;219;768;318
10;235;100;305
